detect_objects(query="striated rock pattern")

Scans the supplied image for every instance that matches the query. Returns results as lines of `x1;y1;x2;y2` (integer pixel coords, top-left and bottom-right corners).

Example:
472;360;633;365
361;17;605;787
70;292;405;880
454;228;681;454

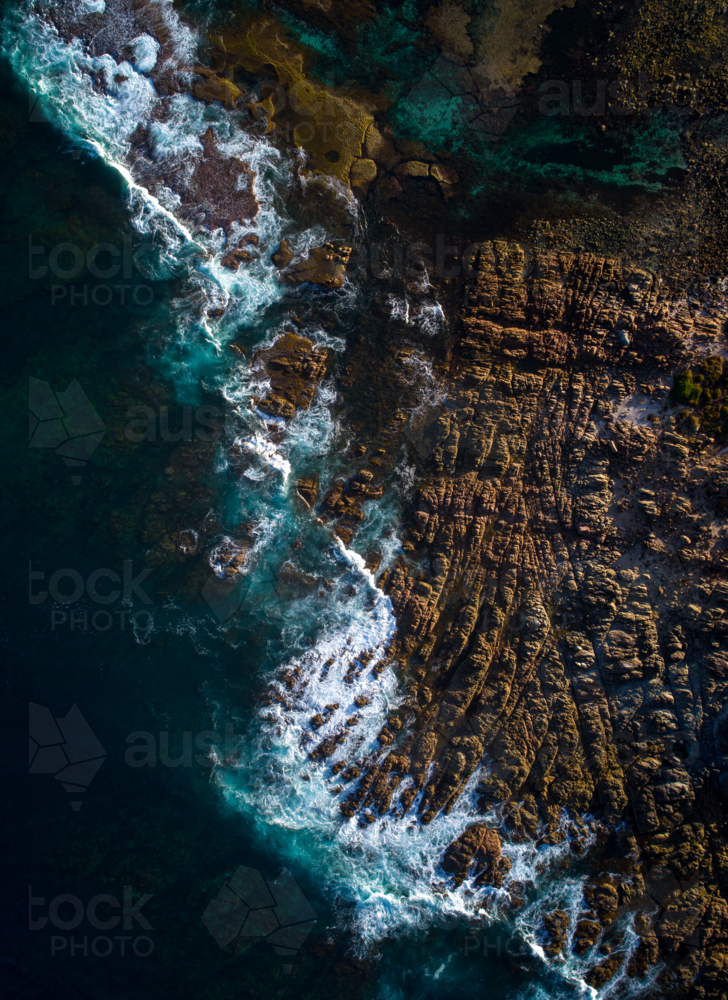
335;242;728;995
440;822;509;888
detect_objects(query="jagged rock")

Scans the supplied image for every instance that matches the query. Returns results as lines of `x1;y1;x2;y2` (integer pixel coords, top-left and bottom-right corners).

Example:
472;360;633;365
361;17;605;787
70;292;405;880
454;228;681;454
350;157;377;193
394;160;430;177
441;823;501;886
585;952;625;988
296;474;319;509
657;884;711;953
540;909;570;957
258;236;728;991
254;332;331;418
573;918;602;954
272;240;294;269
363;122;400;169
203;20;373;185
279;242;352;289
430;163;459;186
130;125;259;237
584;877;620;927
192;66;242;108
221;237;258;270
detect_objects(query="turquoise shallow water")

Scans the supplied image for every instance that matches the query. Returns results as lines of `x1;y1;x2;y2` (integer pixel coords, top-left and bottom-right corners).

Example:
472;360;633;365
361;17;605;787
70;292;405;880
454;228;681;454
0;2;671;997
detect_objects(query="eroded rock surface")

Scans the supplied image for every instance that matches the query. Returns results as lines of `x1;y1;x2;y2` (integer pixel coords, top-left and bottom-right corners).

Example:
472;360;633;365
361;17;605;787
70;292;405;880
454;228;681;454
274;241;352;290
254;332;332;419
335;242;728;995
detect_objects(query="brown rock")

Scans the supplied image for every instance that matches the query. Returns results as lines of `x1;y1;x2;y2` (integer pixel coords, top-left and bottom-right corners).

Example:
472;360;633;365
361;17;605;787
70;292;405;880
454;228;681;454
394;160;431;178
272;240;294;269
441;824;501;886
573;919;602;955
540;909;570;957
180;129;258;234
254;332;332;419
585;952;625;989
192;67;242;108
430;163;459;186
296;474;319;509
363;123;400;170
350;157;378;191
279;242;352;289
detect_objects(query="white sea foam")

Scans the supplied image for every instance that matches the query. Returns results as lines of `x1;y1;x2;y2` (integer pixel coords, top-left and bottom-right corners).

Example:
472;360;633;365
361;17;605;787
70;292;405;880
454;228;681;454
128;33;159;74
213;523;569;952
148;94;207;160
286;382;337;465
389;294;410;322
505;818;655;1000
236;432;292;483
416;301;445;336
3;0;305;337
388;291;445;336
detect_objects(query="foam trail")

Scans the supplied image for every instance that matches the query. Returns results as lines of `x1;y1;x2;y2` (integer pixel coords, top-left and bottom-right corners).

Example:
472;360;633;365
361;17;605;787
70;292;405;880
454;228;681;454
237;432;292;483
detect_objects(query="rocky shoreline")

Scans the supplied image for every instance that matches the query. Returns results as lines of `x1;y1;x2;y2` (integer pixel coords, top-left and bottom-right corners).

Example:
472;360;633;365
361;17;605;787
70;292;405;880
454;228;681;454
231;232;728;995
18;0;728;993
334;245;728;994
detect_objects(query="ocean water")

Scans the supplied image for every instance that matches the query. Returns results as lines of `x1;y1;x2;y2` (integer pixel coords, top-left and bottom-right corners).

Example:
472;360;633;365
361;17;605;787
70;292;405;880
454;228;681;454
1;3;657;998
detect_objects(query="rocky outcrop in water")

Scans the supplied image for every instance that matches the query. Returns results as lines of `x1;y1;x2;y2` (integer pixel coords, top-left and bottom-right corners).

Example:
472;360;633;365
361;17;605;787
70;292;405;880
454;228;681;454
253;331;332;420
440;822;507;887
274;241;352;290
200;19;375;186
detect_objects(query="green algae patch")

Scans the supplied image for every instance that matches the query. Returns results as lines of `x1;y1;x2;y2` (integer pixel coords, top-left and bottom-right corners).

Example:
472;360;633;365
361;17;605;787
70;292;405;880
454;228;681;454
201;18;374;186
670;357;728;439
671;371;703;406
